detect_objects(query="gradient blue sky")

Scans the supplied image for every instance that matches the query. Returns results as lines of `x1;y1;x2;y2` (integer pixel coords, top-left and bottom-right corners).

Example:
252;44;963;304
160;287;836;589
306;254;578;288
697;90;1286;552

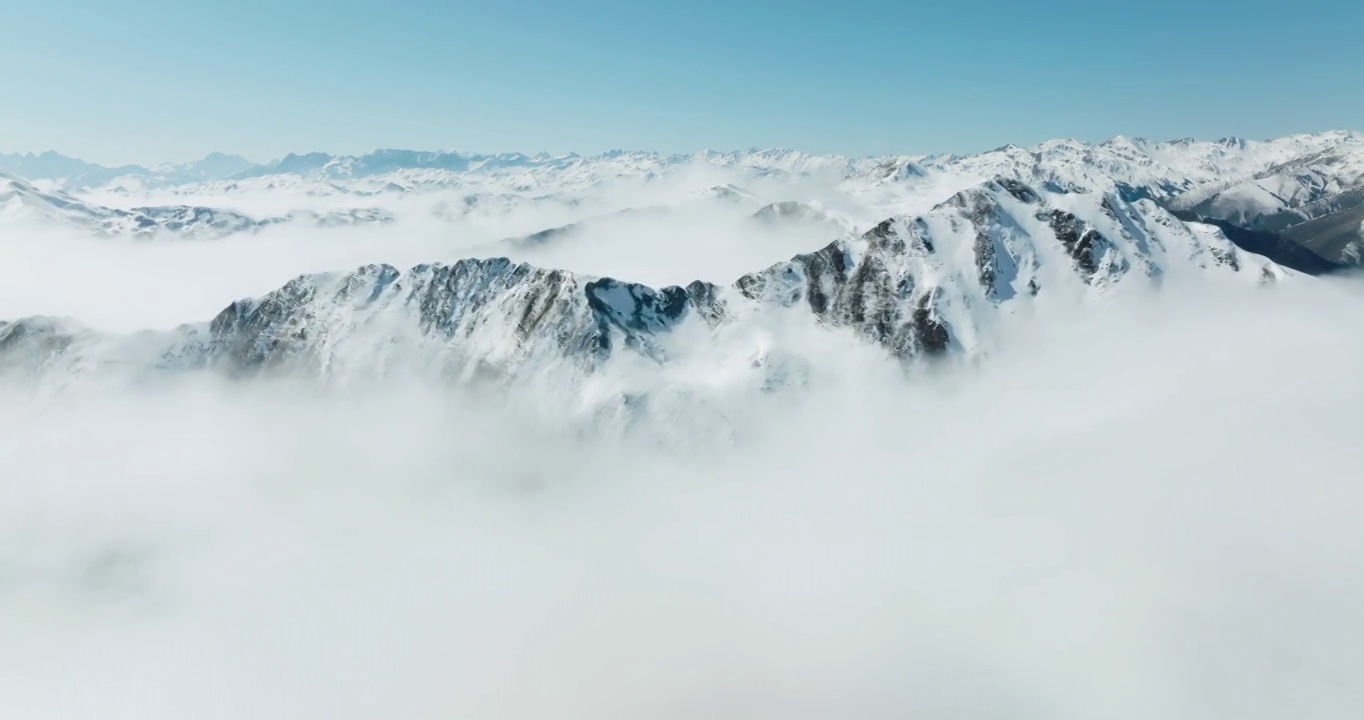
4;0;1361;164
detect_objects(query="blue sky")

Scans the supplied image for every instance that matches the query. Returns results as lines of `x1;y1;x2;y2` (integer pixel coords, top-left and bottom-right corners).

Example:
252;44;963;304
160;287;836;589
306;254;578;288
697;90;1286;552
3;0;1361;164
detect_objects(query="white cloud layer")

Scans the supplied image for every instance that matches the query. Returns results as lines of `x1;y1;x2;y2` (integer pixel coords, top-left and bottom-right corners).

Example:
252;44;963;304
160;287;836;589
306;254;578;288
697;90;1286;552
2;273;1362;718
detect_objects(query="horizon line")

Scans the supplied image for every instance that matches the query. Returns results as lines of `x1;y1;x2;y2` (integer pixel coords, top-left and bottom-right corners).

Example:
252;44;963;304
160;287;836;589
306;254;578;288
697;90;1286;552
2;128;1361;171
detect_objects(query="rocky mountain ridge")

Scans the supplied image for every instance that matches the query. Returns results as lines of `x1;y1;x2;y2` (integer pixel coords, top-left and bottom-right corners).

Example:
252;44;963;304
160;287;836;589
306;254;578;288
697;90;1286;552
0;178;1284;422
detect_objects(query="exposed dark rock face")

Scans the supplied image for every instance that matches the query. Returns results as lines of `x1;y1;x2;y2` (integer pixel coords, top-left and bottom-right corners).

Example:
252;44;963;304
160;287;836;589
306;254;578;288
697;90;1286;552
585;278;695;361
209;273;324;369
1208;245;1240;272
515;269;573;338
0;319;75;358
912;293;951;355
995;178;1041;204
684;280;726;327
208;258;613;375
937;181;1033;301
1041;209;1100;276
731;219;951;359
585;279;690;333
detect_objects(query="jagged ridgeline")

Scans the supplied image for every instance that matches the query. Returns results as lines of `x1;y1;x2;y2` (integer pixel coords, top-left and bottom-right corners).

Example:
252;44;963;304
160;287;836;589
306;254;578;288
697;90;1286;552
0;178;1283;394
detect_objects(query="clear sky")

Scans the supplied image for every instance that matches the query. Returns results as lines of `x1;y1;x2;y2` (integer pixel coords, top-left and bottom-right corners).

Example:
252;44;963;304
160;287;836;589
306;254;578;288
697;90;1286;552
3;0;1361;165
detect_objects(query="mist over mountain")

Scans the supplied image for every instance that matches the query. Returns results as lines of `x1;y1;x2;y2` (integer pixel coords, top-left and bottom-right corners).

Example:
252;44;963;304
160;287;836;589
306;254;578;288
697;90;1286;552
3;129;1363;719
6;130;1364;431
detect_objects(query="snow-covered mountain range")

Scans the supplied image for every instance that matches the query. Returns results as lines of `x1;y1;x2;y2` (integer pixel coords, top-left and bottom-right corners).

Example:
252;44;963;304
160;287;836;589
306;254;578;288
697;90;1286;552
1;175;1285;426
2;130;1361;429
6;131;1362;263
0;173;394;237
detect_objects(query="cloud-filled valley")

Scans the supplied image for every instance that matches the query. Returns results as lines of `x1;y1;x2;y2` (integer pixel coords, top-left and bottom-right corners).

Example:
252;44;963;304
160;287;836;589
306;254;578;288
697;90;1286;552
5;278;1364;719
3;132;1364;718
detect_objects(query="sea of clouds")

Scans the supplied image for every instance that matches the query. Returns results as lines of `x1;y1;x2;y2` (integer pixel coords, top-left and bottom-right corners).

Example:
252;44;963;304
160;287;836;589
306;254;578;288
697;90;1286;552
2;182;1363;718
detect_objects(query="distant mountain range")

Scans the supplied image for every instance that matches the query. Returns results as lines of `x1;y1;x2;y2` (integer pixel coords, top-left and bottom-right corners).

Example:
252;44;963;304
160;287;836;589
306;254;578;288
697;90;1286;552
0;150;257;188
5;131;1362;268
0;172;394;236
0;146;875;188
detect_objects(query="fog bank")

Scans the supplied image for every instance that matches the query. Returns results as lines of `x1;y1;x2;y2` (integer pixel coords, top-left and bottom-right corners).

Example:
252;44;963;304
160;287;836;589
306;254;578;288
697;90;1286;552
2;277;1362;718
